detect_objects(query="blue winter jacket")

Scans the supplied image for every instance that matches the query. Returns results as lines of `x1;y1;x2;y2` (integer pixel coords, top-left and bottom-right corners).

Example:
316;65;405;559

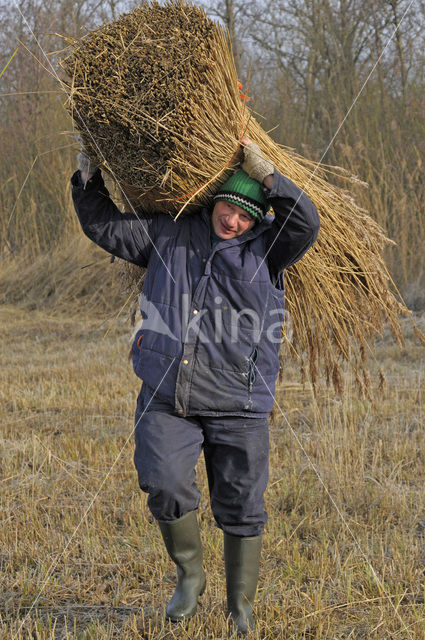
71;168;319;417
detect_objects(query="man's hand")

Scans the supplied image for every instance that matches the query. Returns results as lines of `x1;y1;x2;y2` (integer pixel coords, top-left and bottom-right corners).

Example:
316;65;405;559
77;152;99;182
75;136;101;184
241;137;274;185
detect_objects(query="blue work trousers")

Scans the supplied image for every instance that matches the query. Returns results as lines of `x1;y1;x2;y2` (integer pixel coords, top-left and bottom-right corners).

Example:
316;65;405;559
133;385;269;537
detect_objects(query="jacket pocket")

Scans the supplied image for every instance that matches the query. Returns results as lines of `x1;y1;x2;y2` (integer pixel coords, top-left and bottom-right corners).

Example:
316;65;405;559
248;346;258;392
131;329;144;370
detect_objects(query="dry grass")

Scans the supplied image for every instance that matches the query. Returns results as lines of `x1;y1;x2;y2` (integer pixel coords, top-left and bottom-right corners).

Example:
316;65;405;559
0;235;126;314
1;305;425;639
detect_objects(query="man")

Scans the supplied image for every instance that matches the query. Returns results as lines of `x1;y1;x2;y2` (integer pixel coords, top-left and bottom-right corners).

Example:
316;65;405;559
71;137;319;635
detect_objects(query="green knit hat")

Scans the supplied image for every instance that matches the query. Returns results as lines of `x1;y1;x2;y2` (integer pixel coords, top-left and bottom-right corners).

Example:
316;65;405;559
214;169;270;222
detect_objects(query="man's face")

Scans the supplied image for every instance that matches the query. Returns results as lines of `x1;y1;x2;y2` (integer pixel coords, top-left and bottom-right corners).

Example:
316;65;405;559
211;200;256;239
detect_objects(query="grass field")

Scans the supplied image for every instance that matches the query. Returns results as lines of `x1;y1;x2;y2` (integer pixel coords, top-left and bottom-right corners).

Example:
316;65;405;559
1;304;424;639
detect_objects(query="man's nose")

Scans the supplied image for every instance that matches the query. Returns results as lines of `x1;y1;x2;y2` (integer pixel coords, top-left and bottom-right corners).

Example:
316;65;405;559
226;213;238;228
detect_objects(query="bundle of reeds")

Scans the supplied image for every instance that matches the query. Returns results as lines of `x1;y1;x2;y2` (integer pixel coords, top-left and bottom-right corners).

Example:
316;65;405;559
60;0;410;392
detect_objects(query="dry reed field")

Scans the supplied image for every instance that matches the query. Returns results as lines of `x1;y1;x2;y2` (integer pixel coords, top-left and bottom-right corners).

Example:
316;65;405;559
1;304;424;639
2;2;425;638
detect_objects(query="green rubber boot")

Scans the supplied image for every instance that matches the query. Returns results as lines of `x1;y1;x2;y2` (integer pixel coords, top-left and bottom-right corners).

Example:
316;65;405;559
224;533;262;636
158;511;206;621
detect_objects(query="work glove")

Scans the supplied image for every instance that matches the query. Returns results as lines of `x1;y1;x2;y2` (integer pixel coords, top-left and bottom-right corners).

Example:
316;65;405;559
242;142;274;184
77;152;99;181
75;135;101;183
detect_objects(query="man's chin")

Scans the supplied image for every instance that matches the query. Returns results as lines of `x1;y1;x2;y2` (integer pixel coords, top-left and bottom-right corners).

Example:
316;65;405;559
217;226;236;239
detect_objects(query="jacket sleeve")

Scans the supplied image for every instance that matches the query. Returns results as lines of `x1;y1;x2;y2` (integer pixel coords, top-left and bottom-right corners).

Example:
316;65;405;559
264;170;320;279
71;169;160;267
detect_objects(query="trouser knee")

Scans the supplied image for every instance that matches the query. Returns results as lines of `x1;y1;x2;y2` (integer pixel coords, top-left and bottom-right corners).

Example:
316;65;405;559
136;468;201;522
